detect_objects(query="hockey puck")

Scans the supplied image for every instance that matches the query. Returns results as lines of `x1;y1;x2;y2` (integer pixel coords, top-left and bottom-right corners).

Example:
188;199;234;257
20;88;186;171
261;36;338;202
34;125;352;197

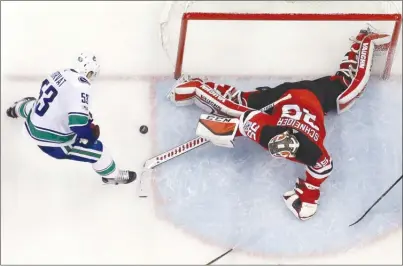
139;125;148;134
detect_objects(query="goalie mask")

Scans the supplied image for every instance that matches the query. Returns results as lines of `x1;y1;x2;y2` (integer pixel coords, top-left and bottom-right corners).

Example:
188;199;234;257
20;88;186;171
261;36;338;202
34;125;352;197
268;131;300;159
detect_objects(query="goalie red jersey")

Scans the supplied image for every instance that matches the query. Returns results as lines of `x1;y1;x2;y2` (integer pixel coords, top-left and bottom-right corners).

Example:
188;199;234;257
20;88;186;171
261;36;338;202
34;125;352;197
196;89;333;220
238;89;332;183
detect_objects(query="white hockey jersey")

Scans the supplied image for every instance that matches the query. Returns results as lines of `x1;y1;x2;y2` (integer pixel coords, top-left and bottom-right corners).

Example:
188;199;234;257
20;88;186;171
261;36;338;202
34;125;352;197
25;69;92;147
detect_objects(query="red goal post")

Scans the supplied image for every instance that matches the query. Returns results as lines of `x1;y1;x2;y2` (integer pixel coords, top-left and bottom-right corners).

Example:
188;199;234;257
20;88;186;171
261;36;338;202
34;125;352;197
174;12;402;80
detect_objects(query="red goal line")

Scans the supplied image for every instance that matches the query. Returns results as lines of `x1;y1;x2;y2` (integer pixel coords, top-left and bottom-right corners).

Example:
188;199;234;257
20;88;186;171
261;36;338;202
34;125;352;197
174;12;402;80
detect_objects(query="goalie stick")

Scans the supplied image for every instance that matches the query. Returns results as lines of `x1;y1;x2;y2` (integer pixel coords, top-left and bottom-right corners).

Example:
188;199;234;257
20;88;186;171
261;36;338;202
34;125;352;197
138;93;292;198
349;175;402;226
137;136;210;198
143;136;210;170
143;93;291;170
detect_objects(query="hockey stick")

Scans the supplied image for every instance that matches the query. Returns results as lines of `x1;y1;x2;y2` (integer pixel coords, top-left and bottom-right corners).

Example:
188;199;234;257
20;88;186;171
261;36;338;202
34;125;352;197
143;137;210;170
205;217;268;265
137;137;210;198
138;93;292;198
206;248;233;265
349;175;402;226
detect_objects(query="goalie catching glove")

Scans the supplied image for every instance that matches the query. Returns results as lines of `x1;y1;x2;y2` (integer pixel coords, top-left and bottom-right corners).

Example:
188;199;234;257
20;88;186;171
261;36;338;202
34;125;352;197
283;178;320;221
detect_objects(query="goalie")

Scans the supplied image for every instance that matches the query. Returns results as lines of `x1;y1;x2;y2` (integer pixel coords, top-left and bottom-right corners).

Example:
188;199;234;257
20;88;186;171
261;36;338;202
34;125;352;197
167;27;390;220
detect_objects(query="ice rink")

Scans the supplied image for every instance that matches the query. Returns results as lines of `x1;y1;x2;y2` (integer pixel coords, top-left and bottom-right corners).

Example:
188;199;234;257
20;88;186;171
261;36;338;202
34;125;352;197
2;76;402;264
1;1;402;265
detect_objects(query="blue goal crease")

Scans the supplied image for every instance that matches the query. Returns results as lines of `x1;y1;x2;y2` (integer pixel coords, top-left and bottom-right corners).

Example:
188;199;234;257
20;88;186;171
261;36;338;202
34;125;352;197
151;77;402;256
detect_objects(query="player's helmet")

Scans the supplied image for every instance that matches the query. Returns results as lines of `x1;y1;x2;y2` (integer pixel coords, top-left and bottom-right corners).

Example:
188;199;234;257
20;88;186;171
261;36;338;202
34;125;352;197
268;131;300;159
75;52;100;81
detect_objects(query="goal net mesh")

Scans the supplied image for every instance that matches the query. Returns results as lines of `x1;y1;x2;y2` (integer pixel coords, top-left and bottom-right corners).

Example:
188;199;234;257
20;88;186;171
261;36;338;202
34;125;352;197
160;1;402;79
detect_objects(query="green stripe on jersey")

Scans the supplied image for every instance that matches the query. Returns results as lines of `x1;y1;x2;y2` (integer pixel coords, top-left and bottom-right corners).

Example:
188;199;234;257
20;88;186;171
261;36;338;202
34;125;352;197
18;100;34;119
68;114;89;127
70;147;102;160
26;114;75;143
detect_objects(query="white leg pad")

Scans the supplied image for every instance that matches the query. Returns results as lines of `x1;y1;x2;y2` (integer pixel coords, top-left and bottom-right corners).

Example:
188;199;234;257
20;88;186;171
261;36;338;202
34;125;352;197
337;36;374;114
195;84;250;117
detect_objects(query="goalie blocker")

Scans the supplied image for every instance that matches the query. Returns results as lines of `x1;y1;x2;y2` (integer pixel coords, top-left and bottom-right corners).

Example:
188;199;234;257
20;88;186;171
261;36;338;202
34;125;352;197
196;115;239;148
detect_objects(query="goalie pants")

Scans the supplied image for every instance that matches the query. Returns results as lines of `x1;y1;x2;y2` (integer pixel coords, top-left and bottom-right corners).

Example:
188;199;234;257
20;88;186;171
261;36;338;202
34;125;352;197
245;76;347;114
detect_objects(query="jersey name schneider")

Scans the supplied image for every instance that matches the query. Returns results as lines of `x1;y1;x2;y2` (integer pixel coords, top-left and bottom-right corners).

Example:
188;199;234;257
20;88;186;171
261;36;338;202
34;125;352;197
277;117;319;142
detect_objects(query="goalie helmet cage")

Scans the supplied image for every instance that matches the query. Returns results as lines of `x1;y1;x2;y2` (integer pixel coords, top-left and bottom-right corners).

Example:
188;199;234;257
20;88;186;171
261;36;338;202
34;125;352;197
160;1;402;80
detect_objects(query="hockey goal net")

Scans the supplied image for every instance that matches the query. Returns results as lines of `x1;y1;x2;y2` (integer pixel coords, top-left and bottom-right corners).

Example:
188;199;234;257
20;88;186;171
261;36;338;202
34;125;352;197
160;1;402;80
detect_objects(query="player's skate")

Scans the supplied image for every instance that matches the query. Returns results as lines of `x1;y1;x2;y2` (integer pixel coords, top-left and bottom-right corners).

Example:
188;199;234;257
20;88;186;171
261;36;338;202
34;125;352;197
283;178;320;221
6;97;36;118
102;170;136;185
333;26;390;113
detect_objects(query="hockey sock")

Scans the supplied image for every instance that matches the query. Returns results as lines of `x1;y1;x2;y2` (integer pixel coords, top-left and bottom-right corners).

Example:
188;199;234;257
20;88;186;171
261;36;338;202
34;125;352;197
92;146;118;178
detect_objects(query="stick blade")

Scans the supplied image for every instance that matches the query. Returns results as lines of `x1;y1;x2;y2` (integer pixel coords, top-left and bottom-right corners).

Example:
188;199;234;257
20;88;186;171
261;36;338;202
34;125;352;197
137;169;152;198
349;218;362;227
206;248;233;265
143;158;157;170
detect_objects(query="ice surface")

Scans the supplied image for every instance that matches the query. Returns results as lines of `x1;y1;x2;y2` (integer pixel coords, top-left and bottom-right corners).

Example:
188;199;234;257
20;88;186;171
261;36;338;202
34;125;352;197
1;80;157;264
153;76;402;256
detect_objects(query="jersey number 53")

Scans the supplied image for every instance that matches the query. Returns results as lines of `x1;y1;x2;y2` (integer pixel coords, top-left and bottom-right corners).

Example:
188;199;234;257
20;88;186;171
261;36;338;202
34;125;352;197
35;79;58;116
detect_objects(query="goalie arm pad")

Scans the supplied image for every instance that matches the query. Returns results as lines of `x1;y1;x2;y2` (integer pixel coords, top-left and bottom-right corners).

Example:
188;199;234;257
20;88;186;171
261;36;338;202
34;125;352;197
195;114;240;148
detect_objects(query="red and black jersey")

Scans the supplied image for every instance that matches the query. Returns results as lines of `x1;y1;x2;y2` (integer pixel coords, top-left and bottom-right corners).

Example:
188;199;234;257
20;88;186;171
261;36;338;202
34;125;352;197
244;76;346;114
239;89;333;186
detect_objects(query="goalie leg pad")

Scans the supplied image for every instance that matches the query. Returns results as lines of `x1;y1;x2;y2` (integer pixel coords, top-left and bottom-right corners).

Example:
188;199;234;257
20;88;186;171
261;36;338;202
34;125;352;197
195;83;251;117
168;78;250;117
336;32;391;114
167;78;203;107
196;114;240;148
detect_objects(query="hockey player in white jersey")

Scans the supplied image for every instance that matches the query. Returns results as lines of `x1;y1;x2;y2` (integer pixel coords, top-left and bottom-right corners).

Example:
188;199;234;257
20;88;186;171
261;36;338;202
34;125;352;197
6;52;136;185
